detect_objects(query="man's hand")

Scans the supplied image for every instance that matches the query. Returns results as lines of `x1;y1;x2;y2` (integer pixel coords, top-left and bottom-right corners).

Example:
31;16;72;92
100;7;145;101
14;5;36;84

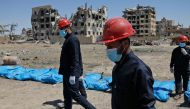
69;76;75;85
181;48;188;55
170;68;174;73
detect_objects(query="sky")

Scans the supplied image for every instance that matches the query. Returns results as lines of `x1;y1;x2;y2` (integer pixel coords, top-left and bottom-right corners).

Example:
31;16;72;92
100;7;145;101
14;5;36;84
0;0;190;34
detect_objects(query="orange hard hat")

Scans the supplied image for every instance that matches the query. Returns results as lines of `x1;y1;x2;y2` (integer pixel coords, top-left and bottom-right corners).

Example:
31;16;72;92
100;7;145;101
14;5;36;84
58;17;71;29
178;35;189;42
100;17;136;44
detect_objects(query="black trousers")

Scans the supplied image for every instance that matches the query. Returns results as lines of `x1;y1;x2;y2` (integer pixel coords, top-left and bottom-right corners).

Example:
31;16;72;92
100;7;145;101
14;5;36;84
63;77;95;109
174;71;190;94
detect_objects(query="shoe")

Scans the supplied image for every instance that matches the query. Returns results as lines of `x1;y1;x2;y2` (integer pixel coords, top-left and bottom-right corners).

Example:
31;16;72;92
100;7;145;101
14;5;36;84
174;94;181;100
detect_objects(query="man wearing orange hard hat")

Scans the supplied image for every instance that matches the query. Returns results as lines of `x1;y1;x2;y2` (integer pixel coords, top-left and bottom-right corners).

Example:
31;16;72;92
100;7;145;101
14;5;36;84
99;17;156;109
57;17;96;109
170;35;190;101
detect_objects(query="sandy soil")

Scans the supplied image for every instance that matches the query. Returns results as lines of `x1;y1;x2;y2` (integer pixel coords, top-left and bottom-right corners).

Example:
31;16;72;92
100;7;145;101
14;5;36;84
0;43;189;109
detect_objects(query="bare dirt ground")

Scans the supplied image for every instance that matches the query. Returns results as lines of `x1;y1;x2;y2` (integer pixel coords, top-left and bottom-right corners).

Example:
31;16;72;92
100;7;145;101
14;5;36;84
0;43;189;109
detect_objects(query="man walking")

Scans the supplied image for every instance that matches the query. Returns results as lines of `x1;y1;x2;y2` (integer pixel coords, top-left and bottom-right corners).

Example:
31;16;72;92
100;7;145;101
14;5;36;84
99;17;156;109
58;17;95;109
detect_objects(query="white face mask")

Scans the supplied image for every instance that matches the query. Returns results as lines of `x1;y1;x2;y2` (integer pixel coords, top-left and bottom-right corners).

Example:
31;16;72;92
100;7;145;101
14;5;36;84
106;48;122;62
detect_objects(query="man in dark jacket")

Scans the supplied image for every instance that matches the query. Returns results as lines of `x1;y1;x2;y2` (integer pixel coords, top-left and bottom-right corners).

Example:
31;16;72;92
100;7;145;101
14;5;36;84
58;17;95;109
170;35;190;100
99;17;156;109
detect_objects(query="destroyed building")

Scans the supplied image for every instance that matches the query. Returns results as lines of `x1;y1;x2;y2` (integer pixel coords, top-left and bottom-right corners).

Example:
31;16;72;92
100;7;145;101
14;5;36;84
0;24;18;40
0;25;9;36
178;27;190;37
0;24;16;36
21;28;33;40
71;4;107;44
156;17;181;37
122;5;156;37
31;5;60;43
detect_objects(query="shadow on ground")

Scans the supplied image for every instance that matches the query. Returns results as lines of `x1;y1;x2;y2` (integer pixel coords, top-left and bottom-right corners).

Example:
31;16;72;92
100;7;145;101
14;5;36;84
178;102;190;108
43;99;64;109
43;99;80;109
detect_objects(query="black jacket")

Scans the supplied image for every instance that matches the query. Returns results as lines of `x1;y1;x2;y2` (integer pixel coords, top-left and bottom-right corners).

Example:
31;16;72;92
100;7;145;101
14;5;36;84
58;33;83;78
170;46;190;72
112;51;156;109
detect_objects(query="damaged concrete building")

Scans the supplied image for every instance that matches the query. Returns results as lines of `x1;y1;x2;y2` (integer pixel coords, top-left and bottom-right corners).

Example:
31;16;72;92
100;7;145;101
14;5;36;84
156;17;181;37
21;28;33;40
178;27;190;37
122;5;156;37
31;5;60;43
71;4;107;43
0;25;8;36
149;17;190;38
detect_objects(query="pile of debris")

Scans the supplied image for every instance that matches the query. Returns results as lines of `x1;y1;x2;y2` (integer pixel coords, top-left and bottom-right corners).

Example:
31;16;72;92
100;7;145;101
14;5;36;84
131;40;160;46
2;53;20;65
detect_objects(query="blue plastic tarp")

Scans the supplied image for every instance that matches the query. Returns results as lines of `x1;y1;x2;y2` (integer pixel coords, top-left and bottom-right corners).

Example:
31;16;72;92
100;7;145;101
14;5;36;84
83;73;175;102
153;80;175;102
0;66;63;84
0;66;177;102
83;73;112;91
184;81;190;102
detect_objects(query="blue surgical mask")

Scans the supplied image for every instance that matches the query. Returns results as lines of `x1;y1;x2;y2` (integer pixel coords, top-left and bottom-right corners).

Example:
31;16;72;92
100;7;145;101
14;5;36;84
179;42;186;48
106;48;122;62
59;29;67;38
